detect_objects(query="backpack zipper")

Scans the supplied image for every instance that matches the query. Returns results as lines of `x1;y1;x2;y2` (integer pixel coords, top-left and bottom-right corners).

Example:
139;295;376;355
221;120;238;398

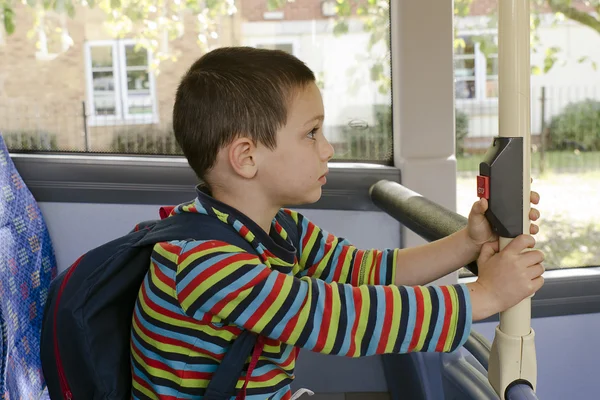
53;255;84;400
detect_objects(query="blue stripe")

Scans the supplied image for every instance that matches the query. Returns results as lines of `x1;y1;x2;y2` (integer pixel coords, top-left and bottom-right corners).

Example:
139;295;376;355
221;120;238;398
236;272;280;327
400;287;416;353
457;284;472;347
302;279;325;350
338;285;356;355
366;285;386;355
379;249;391;284
322;241;344;283
427;286;446;352
268;282;308;339
176;251;243;291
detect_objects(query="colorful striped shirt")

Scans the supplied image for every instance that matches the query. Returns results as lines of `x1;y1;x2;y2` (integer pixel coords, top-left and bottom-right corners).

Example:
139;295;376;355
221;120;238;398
130;187;472;399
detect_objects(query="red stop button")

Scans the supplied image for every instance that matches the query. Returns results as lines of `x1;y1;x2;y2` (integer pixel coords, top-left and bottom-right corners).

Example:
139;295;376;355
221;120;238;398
477;175;490;199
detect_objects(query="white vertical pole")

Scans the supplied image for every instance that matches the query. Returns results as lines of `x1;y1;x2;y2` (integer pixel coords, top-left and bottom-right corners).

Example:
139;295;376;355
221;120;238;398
487;0;537;398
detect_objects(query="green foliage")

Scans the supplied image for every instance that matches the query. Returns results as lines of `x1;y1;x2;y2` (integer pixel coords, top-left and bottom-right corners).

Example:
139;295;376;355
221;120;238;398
455;109;469;156
1;131;59;151
110;126;183;155
548;99;600;151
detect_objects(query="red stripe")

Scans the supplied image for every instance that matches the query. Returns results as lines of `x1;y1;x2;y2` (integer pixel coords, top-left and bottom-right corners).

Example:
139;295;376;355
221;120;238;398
281;390;292;400
153;262;175;287
132;342;212;380
247;368;284;383
435;286;453;352
141;283;196;325
312;283;333;353
373;252;383;284
132;373;179;400
239;224;250;238
332;245;350;283
408;287;425;351
178;251;256;301
376;287;394;354
302;222;316;251
345;287;362;356
244;273;287;330
280;296;309;343
178;240;229;260
132;311;222;360
351;250;364;285
278;347;298;368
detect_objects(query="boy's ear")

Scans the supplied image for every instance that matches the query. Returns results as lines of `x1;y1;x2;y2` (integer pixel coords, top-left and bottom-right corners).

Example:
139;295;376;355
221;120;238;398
228;137;258;179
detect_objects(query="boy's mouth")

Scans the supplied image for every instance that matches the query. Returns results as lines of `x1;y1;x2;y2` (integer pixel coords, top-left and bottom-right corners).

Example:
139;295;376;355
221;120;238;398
318;170;329;184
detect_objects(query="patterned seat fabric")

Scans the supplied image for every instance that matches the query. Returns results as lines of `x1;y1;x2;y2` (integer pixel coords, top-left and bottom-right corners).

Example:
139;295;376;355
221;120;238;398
0;135;57;400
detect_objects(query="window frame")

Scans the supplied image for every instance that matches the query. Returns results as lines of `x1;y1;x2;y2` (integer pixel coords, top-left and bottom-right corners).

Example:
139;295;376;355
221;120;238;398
454;30;499;104
84;39;159;127
7;2;595;322
243;35;301;57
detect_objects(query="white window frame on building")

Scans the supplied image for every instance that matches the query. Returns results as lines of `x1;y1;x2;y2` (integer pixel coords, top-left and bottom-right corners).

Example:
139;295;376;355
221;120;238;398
243;36;301;57
454;30;498;103
84;39;159;127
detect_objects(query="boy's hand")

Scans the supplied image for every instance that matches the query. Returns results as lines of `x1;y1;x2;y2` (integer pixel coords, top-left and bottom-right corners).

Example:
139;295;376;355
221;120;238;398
467;188;541;249
467;234;545;321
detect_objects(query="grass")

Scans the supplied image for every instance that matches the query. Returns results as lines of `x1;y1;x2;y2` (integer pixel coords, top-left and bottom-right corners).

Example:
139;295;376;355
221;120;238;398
456;164;600;270
458;150;600;173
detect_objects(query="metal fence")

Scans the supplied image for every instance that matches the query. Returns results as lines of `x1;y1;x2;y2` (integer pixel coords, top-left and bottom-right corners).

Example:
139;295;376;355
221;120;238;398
0;100;394;163
457;85;600;174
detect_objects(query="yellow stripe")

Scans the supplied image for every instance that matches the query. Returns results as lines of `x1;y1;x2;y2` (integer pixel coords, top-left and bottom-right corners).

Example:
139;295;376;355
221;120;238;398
137;286;236;342
131;343;179;383
414;287;432;351
149;264;175;299
286;278;314;344
131;378;159;399
299;226;320;267
308;237;336;279
153;242;180;264
352;285;370;357
179;258;257;312
362;251;375;285
322;282;341;354
178;243;255;273
244;371;291;389
444;286;459;352
337;247;355;284
252;276;293;332
385;287;402;353
390;250;399;285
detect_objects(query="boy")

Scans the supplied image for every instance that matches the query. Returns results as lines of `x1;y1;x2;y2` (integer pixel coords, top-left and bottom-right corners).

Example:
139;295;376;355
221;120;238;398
130;47;544;400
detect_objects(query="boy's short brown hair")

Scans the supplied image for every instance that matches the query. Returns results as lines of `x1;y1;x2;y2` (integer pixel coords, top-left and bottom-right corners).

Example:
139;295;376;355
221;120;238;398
173;46;316;182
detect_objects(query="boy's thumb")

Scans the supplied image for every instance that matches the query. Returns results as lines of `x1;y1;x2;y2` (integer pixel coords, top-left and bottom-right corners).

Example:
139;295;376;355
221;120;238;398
478;241;498;264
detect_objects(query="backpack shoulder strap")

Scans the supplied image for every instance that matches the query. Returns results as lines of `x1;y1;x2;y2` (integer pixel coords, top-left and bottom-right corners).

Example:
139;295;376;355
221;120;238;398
135;212;259;400
135;212;256;254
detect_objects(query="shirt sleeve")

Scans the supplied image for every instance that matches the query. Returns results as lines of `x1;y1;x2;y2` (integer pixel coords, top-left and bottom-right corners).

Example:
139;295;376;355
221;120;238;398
280;209;398;286
175;239;473;357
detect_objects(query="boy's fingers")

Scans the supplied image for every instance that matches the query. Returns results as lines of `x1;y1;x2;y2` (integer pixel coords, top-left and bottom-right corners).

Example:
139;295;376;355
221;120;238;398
530;224;539;235
529;208;540;221
505;234;536;254
478;242;498;264
520;249;545;267
530;190;540;205
527;263;545;279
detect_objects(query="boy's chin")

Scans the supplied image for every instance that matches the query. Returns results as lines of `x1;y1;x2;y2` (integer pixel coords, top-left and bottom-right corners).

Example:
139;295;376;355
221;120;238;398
283;188;322;207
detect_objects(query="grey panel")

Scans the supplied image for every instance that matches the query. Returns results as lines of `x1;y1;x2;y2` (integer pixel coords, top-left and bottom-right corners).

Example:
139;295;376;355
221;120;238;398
12;154;400;211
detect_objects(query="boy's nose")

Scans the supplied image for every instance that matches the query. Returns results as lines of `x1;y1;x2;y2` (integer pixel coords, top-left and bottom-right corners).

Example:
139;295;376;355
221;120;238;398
321;138;334;161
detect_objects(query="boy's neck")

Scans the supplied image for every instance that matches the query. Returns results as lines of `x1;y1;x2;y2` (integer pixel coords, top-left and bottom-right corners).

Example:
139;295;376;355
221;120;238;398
211;188;279;234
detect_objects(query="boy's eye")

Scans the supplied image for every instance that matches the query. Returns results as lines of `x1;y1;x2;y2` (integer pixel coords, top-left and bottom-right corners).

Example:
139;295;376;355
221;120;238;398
307;128;318;140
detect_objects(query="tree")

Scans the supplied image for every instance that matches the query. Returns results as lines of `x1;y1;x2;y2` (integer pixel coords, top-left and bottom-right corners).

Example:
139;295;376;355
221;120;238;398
1;0;598;74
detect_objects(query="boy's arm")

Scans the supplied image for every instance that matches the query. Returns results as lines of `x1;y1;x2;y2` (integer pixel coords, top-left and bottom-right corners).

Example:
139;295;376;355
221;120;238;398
284;210;398;286
393;228;479;286
173;239;473;356
284;210;476;287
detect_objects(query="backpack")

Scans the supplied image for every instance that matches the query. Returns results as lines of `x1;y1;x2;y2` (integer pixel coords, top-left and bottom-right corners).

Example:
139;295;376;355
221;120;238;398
40;209;300;400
